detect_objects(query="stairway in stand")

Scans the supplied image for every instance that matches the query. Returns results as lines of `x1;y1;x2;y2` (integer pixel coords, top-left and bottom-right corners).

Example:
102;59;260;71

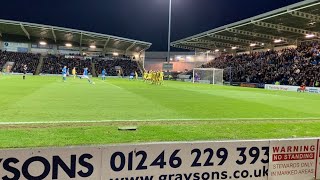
136;60;145;75
91;62;97;77
35;55;45;75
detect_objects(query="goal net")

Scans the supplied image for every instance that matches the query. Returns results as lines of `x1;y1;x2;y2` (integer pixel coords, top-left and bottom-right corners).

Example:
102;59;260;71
193;68;224;85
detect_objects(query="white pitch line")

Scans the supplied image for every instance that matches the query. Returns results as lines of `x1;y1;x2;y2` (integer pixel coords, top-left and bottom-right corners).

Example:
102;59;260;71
102;81;123;89
1;117;320;125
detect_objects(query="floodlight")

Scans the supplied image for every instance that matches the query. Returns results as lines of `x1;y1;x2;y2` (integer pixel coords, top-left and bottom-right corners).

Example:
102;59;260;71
113;52;119;56
89;45;96;49
250;43;256;47
274;39;282;43
306;34;315;38
65;43;72;47
39;41;47;45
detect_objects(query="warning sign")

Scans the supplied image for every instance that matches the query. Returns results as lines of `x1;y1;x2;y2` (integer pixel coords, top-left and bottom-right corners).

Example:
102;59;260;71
268;139;317;180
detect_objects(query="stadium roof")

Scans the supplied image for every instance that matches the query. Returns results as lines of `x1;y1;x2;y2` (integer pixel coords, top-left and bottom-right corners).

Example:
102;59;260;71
0;19;151;53
171;0;320;52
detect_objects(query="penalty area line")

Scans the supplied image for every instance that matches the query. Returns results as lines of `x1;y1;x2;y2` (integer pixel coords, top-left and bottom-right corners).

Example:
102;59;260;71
0;117;320;125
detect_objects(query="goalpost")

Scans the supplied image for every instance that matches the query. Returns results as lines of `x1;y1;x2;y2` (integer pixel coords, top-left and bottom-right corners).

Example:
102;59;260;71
193;68;224;85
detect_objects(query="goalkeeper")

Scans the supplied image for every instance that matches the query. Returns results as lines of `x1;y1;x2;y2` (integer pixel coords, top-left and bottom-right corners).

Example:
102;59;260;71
194;73;200;82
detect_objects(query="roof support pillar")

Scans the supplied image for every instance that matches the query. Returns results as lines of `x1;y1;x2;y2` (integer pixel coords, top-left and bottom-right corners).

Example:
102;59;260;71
51;28;56;43
20;23;30;40
79;32;83;54
125;41;136;54
103;37;110;54
139;46;150;54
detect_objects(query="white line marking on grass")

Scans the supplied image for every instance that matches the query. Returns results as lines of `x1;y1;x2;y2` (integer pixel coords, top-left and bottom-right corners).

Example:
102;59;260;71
102;81;123;89
1;117;320;125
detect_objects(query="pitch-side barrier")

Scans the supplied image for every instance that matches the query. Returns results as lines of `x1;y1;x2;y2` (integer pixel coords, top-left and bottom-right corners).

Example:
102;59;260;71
265;84;320;94
0;138;319;179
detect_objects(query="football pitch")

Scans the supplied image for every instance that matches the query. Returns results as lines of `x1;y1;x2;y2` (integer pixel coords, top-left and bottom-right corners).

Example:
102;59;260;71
0;75;320;148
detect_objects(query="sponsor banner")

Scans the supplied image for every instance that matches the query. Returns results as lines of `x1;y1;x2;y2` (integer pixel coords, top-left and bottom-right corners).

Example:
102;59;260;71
231;82;241;86
3;42;29;52
240;83;257;88
265;84;320;94
0;147;102;180
231;82;265;88
240;83;265;88
163;63;173;70
1;139;320;179
11;73;33;75
268;139;317;180
317;140;320;179
102;140;269;180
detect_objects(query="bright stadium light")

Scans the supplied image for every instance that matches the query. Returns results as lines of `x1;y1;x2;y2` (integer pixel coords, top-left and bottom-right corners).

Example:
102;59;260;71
231;47;238;50
65;43;72;47
261;43;265;46
39;41;47;45
89;45;96;49
250;43;256;47
215;49;219;52
309;21;316;26
306;34;316;38
113;52;119;56
274;39;282;43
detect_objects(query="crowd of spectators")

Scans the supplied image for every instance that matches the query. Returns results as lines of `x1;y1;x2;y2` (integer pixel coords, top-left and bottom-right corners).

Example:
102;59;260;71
41;55;91;75
93;56;141;76
0;50;40;74
41;54;141;76
0;50;141;76
200;41;320;87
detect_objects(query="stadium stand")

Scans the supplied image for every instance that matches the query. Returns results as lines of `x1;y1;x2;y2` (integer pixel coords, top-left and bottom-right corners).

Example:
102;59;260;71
194;41;320;87
0;19;151;75
40;54;141;76
41;55;91;75
0;50;142;76
94;56;141;76
0;50;40;74
171;0;320;87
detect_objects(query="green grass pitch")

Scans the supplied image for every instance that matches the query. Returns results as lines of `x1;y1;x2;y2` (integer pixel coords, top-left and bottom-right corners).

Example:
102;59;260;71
0;75;320;148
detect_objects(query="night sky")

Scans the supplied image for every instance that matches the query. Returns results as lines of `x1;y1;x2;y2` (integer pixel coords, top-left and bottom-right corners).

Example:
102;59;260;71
0;0;302;51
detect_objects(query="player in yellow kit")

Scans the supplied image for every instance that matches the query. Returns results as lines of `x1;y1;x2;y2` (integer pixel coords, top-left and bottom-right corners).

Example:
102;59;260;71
159;71;164;84
72;67;77;79
147;71;152;82
151;71;157;84
135;71;138;80
143;71;148;82
155;71;160;85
